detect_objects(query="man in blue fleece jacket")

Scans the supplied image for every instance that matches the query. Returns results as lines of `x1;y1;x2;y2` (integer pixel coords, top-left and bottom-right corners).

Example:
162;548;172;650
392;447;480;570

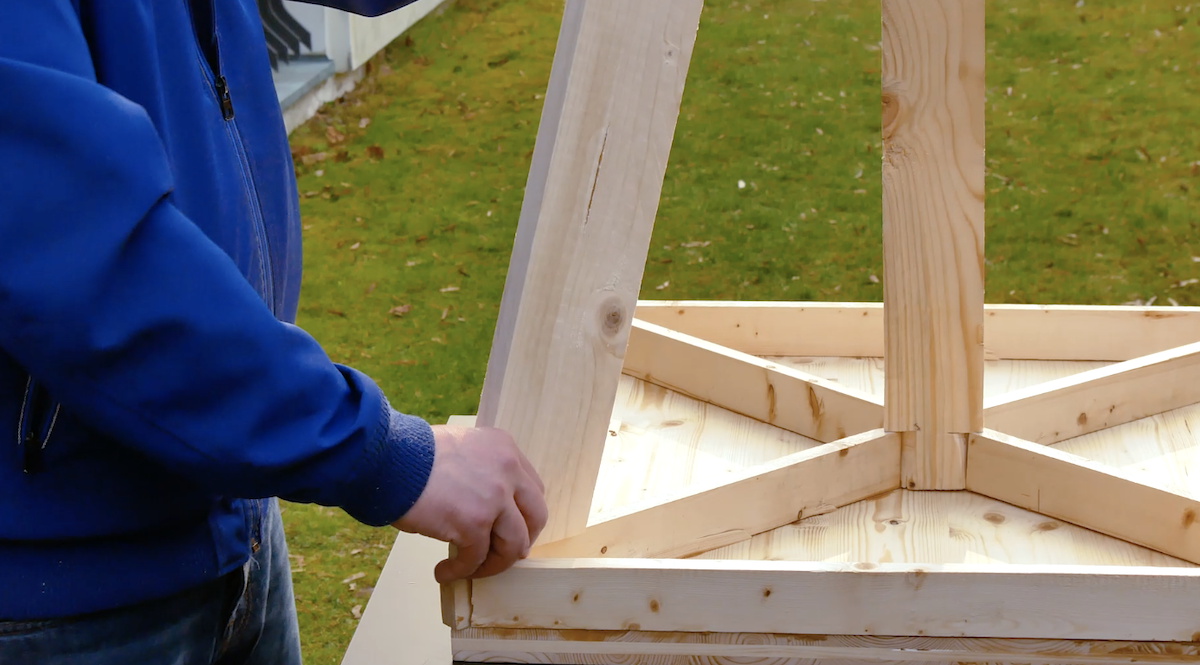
0;1;548;662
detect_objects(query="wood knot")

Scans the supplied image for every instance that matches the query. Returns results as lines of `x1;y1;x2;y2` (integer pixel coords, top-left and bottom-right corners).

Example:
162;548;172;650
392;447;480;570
881;90;902;140
1077;412;1088;426
984;512;1006;525
649;599;660;613
601;299;625;335
1036;521;1060;532
1184;509;1196;528
591;292;630;353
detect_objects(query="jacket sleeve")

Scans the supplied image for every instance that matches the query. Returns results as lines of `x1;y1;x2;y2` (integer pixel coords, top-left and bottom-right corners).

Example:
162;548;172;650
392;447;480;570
0;2;435;527
289;0;425;18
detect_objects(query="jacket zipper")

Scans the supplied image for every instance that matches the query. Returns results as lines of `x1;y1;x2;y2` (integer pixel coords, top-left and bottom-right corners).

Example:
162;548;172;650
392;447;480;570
17;376;61;474
187;0;276;312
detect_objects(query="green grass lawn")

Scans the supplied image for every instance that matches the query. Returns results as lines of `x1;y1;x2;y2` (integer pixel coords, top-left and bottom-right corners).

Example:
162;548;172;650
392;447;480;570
281;0;1199;661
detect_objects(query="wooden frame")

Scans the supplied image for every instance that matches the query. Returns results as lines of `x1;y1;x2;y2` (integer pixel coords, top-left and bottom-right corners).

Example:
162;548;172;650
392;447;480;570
349;1;1200;663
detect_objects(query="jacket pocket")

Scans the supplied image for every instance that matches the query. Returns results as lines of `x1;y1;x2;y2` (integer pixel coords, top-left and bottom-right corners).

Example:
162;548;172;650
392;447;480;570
16;375;62;474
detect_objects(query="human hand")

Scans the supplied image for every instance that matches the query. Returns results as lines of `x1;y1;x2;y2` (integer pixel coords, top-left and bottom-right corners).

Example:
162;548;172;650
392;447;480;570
392;424;548;584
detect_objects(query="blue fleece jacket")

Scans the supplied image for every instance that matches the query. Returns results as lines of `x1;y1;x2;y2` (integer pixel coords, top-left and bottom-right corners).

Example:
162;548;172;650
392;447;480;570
0;0;435;620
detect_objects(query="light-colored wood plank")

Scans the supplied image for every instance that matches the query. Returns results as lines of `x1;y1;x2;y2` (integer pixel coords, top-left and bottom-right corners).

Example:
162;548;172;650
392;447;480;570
624;321;884;443
467;557;1200;640
1053;403;1200;499
453;628;1200;665
531;431;900;559
341;531;452;665
966;430;1200;566
634;301;1200;362
984;341;1200;445
477;0;704;542
696;489;1193;568
766;356;1108;401
592;376;826;524
881;0;986;490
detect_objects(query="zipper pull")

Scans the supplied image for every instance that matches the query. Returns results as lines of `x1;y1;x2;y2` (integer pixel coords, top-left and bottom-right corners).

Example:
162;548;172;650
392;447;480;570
215;75;235;120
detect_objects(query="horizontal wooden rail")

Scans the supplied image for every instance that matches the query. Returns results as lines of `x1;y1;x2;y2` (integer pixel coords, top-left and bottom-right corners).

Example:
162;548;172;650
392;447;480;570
983;341;1200;444
966;430;1200;565
624;320;884;442
531;430;900;559
634;301;1200;362
468;557;1200;640
452;628;1200;665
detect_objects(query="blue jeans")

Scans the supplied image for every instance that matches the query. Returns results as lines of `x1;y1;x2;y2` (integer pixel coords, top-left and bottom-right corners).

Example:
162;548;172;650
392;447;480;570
0;499;302;665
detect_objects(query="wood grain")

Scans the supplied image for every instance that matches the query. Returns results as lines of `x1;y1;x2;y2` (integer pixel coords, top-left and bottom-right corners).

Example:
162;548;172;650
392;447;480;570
967;430;1200;565
467;557;1200;640
591;375;826;524
476;0;704;542
881;0;986;490
633;301;1200;362
765;356;1107;402
1053;403;1200;499
984;341;1200;445
453;628;1200;665
623;320;884;443
530;430;899;559
696;488;1193;568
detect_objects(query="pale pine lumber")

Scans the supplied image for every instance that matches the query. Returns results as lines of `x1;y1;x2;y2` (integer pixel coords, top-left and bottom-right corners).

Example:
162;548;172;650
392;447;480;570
881;0;986;490
966;430;1200;566
453;628;1200;665
340;532;452;665
695;488;1193;568
984;341;1200;445
467;558;1200;640
531;430;900;559
633;301;1200;362
476;0;704;543
623;320;884;442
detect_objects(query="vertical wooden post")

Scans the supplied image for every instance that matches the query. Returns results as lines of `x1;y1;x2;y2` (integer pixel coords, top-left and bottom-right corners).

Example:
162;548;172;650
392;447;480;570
477;0;705;543
881;0;985;490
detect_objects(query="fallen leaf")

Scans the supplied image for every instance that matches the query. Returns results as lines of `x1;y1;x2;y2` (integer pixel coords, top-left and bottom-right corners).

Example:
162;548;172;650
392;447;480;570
868;275;880;284
326;125;346;145
406;260;419;267
342;572;366;584
351;548;363;555
680;241;710;248
359;117;371;128
350;242;361;250
301;152;327;165
655;281;670;290
390;359;417;366
364;282;376;295
351;605;362;620
389;304;412;317
440;286;460;293
1169;297;1181;306
441;308;449;320
366;145;385;160
327;309;345;317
